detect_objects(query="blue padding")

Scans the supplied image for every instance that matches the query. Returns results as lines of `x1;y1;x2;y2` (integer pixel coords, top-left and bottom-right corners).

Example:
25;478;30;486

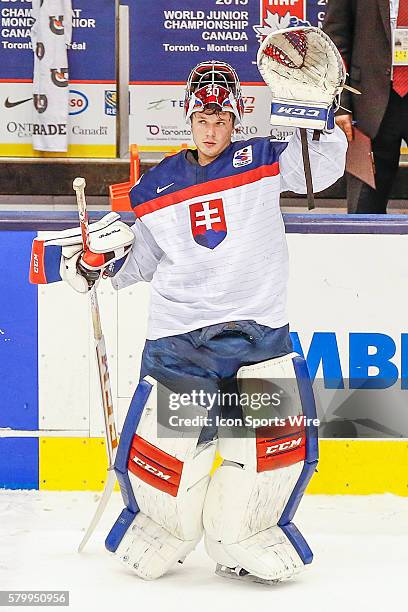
280;522;313;565
116;471;139;514
44;245;62;283
326;105;335;131
105;507;137;553
114;379;153;514
278;356;319;526
279;460;318;526
293;355;319;463
115;379;153;473
0;438;38;489
0;231;38;430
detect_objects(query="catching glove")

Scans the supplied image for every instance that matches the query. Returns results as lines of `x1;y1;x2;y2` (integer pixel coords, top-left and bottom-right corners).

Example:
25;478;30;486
257;27;346;132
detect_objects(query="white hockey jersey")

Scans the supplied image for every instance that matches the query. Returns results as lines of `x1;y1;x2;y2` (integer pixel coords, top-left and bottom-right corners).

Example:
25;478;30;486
113;128;347;340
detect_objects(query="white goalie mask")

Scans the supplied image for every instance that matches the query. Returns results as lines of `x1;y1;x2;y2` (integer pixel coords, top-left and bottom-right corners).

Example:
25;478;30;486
184;61;244;125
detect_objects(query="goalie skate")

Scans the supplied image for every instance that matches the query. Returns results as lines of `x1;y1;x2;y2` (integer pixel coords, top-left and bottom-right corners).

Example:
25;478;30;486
215;564;281;585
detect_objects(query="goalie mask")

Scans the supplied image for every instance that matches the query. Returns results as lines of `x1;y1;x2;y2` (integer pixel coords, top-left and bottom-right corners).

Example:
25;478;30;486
184;61;244;125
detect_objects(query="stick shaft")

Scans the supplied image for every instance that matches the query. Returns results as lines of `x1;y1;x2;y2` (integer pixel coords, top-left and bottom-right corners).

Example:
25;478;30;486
73;177;90;250
72;177;119;460
72;177;119;552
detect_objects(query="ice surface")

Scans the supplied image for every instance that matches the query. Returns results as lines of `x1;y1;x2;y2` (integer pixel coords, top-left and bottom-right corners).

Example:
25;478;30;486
1;491;407;612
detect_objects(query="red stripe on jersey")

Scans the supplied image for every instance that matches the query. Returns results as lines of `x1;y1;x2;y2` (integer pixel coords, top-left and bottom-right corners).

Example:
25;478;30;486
256;427;306;473
134;162;280;218
127;434;183;497
29;240;47;284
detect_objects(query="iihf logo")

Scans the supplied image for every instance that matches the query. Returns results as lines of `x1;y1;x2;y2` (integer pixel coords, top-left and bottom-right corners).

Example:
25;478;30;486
253;1;310;41
189;199;227;249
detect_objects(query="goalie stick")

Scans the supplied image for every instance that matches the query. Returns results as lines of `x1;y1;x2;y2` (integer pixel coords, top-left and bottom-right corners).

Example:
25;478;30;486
72;177;119;553
300;128;315;211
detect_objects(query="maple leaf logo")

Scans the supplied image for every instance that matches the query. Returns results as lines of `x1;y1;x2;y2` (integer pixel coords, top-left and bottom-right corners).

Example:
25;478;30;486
253;11;291;41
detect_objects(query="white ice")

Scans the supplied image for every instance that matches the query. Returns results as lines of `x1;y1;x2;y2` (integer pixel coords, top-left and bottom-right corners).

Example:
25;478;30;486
1;491;407;612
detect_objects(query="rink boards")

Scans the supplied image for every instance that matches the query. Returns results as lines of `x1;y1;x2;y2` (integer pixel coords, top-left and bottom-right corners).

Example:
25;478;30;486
1;213;408;494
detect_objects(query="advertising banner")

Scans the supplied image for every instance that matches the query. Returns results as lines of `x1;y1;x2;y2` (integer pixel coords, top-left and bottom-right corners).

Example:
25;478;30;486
127;0;328;150
0;0;116;157
129;84;294;149
126;0;326;84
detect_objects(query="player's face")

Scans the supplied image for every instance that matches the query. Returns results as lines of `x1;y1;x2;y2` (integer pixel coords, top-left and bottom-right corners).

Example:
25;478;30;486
191;111;234;165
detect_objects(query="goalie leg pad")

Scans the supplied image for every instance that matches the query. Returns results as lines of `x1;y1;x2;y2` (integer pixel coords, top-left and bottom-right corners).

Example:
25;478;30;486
203;353;318;582
106;377;216;580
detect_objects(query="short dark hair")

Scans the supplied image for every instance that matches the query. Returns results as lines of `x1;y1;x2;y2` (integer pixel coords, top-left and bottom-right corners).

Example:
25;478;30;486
193;105;235;125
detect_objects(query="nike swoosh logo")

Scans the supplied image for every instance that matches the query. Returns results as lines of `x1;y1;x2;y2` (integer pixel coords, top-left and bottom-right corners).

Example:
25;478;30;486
156;182;174;194
4;97;33;108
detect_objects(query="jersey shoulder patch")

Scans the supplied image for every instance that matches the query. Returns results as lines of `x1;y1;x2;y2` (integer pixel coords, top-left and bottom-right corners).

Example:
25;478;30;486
230;137;287;168
232;144;253;168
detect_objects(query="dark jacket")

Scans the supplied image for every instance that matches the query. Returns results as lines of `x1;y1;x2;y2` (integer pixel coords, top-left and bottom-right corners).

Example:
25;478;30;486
323;0;393;138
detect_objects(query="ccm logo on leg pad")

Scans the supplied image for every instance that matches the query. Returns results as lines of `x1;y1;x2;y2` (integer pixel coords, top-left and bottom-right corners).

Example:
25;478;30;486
256;429;306;472
128;434;183;497
131;454;172;481
266;437;303;455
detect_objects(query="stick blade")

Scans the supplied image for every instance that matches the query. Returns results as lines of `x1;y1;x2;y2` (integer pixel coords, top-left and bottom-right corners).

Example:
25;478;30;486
77;469;117;553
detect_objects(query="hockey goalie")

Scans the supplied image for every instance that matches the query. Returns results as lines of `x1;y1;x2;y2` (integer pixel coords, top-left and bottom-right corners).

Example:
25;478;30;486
30;28;347;583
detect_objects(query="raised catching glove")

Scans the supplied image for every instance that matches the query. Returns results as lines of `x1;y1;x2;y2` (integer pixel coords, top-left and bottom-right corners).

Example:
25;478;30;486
30;212;135;293
257;27;346;132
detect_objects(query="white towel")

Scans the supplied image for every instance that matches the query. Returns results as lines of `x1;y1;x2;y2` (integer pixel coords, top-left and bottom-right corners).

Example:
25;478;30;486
31;0;72;152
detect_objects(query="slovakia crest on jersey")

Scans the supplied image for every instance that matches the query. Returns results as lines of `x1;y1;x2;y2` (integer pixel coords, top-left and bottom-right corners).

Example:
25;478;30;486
233;145;253;168
189;198;227;250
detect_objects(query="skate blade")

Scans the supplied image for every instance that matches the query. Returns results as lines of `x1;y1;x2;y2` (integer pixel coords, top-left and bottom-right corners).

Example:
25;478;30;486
215;564;280;585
